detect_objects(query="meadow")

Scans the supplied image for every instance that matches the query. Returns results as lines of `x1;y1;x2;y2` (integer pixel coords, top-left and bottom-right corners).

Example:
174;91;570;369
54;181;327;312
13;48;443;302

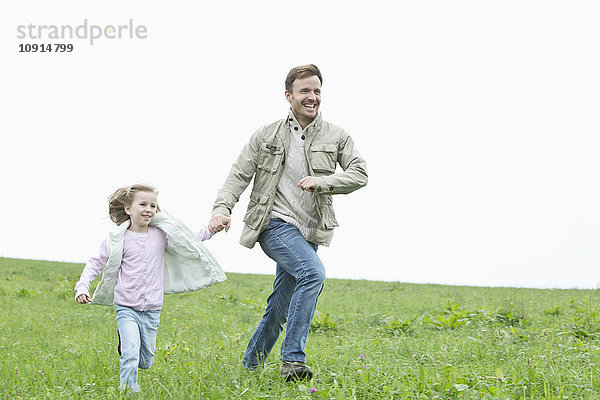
1;257;600;399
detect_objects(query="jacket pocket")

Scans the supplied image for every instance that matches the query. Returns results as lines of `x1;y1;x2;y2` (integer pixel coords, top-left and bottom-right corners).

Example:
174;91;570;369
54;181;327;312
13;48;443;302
321;200;339;229
258;141;284;173
310;143;337;174
323;212;339;229
243;192;271;230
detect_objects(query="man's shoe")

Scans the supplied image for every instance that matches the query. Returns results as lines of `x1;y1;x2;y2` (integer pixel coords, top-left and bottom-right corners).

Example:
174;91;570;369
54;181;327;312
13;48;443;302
281;362;313;382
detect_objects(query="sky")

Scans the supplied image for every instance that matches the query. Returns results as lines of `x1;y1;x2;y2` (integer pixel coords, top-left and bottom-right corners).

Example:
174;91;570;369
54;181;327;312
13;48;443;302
1;0;599;289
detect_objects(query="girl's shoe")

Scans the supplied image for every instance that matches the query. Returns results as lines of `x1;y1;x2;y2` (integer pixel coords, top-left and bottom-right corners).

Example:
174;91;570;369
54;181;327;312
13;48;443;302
117;328;122;356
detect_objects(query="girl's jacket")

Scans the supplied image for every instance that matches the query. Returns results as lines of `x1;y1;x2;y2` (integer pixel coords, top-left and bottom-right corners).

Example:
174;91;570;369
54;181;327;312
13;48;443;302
90;210;226;306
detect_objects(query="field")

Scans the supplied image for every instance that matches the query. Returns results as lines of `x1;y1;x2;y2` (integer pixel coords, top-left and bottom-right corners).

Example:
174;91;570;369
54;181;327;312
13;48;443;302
1;257;600;399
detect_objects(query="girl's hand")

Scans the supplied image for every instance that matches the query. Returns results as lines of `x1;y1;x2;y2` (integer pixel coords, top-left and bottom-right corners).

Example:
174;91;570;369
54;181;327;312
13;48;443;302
76;294;92;304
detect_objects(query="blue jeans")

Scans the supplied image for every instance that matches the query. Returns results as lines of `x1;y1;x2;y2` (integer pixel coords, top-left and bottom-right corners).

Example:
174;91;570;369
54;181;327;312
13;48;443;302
114;304;161;392
242;218;325;368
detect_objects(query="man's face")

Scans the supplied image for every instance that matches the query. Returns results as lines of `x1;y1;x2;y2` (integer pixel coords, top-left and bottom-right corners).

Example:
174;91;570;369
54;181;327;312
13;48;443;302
285;75;321;128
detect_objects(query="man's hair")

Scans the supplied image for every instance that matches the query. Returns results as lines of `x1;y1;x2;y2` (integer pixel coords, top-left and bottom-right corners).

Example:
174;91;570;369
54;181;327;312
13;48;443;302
108;183;160;225
285;64;323;92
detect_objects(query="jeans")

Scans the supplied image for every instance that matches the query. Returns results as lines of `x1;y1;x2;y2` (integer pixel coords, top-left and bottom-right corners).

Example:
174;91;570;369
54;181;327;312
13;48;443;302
114;304;161;392
242;218;325;368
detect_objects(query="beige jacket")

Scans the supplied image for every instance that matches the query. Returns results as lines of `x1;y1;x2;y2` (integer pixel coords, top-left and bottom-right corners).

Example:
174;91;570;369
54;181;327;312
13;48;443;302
212;113;368;248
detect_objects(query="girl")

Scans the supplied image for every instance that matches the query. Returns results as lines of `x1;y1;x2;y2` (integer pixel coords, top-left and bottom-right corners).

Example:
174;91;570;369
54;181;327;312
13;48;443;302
74;183;226;392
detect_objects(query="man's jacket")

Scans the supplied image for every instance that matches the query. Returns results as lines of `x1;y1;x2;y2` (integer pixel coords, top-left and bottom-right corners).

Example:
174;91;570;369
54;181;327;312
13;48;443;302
212;113;368;248
91;211;226;306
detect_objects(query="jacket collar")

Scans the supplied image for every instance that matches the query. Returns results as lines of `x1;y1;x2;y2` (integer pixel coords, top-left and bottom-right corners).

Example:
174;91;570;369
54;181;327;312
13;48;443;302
287;109;322;130
108;214;164;241
285;110;322;145
108;219;130;241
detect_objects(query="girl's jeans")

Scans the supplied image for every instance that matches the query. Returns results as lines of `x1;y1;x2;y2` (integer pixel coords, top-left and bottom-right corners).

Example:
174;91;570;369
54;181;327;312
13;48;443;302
115;304;161;392
242;218;325;368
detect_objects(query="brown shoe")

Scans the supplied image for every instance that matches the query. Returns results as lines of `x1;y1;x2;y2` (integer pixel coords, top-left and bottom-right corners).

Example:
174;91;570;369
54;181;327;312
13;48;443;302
281;362;313;382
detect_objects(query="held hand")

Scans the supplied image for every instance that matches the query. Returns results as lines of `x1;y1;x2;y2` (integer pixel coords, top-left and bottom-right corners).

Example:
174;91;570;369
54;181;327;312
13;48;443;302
76;294;91;304
298;176;316;192
209;214;231;234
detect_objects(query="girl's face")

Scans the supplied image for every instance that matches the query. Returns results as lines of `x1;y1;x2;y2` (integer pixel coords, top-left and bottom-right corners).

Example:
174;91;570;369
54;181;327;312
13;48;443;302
124;191;158;232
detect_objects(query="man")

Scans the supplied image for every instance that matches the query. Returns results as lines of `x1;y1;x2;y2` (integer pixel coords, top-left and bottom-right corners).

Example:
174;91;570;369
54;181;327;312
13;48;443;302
209;64;367;381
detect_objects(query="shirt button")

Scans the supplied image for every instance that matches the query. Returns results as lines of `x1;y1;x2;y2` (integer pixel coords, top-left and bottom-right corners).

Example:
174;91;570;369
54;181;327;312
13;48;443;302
329;186;335;191
289;118;293;122
281;160;285;165
294;126;298;131
317;188;322;192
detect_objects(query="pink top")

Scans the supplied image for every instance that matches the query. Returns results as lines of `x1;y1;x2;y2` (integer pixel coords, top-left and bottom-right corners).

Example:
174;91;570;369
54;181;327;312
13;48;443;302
75;226;213;311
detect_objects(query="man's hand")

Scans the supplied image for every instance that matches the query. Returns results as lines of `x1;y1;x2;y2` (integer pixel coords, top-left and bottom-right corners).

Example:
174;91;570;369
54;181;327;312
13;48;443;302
76;294;91;304
209;214;231;234
298;176;316;192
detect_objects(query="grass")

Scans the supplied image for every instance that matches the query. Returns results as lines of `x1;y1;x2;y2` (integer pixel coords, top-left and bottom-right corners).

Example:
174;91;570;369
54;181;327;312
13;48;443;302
1;257;600;399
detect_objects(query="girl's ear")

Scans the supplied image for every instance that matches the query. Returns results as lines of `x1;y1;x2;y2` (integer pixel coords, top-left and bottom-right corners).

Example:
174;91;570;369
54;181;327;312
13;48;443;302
124;203;131;216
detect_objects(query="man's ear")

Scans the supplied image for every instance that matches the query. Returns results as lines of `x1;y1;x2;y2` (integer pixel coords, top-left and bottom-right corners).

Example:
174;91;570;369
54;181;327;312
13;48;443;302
285;90;292;103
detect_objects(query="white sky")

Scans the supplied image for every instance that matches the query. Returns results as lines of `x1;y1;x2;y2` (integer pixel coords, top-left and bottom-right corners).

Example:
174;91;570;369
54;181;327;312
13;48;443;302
1;1;599;289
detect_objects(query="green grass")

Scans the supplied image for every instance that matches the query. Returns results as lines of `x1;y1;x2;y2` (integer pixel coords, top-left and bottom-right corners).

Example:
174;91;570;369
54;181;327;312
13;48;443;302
2;257;600;399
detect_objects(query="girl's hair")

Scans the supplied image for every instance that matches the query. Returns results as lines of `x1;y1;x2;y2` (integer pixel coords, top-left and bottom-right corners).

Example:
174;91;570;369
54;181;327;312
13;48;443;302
108;183;159;225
